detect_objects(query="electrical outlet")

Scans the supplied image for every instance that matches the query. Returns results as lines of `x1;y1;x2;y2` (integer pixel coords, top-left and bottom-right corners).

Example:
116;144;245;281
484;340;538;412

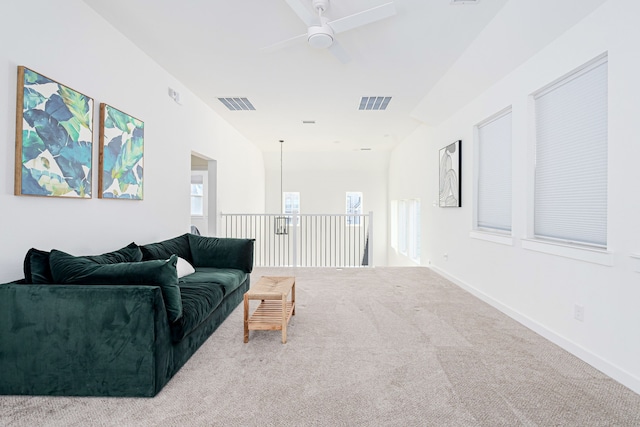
443;253;448;261
574;304;584;322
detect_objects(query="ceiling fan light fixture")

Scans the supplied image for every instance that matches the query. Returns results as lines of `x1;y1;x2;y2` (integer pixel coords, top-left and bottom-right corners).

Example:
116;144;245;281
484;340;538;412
308;25;334;49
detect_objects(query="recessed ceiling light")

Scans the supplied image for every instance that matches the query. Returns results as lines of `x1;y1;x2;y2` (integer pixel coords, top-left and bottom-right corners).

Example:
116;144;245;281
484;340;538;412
450;0;480;4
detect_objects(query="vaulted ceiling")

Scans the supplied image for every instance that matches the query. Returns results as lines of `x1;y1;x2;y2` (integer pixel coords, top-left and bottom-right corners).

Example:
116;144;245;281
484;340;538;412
82;0;513;153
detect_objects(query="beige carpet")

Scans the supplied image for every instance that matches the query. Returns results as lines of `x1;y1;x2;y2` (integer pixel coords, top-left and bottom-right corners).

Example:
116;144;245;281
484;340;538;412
1;267;639;426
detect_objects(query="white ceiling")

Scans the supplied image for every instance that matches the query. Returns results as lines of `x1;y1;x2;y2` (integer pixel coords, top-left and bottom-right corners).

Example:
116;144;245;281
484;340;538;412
82;0;510;153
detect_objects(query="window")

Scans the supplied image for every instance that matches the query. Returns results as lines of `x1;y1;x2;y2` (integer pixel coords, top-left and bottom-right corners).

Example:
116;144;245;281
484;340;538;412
408;199;421;261
393;198;420;261
283;192;300;225
398;200;407;254
346;192;363;225
533;56;608;247
390;200;398;250
476;109;512;233
190;173;205;216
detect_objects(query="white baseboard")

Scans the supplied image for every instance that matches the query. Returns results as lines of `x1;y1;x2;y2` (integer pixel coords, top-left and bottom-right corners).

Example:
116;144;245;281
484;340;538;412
429;265;640;395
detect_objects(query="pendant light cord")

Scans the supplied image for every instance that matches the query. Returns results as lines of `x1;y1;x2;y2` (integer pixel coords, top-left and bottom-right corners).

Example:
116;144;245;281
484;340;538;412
279;140;284;215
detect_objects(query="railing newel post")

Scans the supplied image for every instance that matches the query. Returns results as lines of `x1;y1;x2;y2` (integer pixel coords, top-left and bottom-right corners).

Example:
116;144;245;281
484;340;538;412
292;213;298;267
368;211;373;267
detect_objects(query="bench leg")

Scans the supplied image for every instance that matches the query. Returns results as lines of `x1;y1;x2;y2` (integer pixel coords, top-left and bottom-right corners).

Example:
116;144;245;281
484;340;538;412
281;294;287;344
243;294;249;343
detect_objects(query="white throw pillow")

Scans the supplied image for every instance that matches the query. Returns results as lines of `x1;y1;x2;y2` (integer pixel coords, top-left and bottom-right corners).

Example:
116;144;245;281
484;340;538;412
176;256;195;278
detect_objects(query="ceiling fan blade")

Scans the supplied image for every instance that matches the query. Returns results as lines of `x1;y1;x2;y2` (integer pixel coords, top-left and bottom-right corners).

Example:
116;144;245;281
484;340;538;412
328;40;351;64
328;2;397;34
261;33;307;53
284;0;318;27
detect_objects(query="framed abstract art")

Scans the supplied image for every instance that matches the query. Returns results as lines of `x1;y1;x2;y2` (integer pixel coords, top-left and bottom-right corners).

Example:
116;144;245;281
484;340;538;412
439;140;462;207
98;103;144;199
15;66;93;198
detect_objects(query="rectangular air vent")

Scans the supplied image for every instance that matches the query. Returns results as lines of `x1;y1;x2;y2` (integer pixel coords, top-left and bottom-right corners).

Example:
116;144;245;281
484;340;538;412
359;96;391;111
218;97;256;111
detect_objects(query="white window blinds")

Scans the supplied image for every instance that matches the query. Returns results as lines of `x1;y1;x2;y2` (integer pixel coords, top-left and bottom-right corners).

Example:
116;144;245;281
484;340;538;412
477;110;513;232
534;57;608;247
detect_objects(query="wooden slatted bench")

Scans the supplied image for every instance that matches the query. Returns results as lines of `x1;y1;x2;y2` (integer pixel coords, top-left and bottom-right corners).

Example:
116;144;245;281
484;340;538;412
243;276;296;344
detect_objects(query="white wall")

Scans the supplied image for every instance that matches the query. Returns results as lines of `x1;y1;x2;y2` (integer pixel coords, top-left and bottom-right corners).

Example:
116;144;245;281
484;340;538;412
0;0;265;282
389;0;640;394
264;150;388;266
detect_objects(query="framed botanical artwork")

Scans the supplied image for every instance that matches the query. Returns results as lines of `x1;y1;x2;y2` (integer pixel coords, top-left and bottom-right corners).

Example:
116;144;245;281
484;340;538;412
98;103;144;199
15;66;93;198
439;140;461;207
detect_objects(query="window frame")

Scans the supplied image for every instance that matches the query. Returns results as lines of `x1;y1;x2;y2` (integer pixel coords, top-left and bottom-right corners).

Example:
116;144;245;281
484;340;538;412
346;191;363;226
523;54;612;266
408;199;421;262
473;107;513;236
531;54;608;249
283;191;300;226
190;172;206;218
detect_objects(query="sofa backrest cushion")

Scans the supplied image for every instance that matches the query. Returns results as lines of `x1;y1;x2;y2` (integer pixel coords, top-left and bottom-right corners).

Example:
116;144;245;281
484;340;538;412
23;248;52;285
83;242;143;264
23;243;143;284
140;234;193;264
187;234;254;273
49;250;183;322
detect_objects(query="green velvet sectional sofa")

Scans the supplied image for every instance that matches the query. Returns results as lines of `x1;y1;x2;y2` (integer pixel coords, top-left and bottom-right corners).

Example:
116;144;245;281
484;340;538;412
0;233;254;397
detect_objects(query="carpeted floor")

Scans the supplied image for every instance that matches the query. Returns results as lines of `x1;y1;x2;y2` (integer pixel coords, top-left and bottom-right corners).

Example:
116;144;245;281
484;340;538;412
1;267;639;426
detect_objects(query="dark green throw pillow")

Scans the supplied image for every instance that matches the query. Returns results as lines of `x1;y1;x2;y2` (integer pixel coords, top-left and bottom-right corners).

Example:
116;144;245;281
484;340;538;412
23;242;142;284
49;250;182;322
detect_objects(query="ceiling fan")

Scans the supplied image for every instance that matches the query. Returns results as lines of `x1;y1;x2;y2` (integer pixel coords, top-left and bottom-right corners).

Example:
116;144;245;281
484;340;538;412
262;0;397;63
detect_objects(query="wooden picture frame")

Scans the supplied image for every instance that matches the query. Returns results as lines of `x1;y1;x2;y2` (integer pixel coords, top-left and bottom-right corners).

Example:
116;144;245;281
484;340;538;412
98;103;144;199
15;66;93;198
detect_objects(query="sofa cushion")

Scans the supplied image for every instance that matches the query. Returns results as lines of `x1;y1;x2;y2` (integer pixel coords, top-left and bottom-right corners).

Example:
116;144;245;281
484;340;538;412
179;268;248;296
170;281;225;342
23;243;142;284
140;234;193;264
187;234;254;273
49;250;183;322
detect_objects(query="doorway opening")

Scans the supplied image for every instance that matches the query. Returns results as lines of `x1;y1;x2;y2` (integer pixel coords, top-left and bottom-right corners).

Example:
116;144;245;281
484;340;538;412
190;153;217;236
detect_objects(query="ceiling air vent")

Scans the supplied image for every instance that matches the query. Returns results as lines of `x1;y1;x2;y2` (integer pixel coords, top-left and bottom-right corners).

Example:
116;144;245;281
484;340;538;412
359;96;391;111
218;97;256;111
450;0;480;4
